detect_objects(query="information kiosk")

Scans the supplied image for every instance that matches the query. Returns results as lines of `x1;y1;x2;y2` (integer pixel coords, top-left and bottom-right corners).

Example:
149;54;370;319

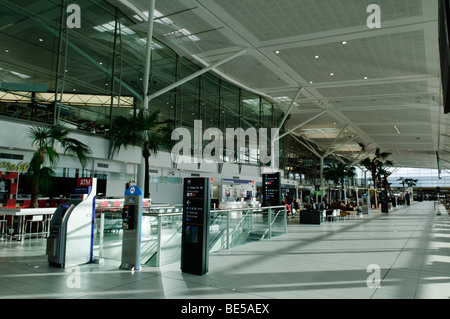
181;177;210;276
120;186;143;271
47;178;96;268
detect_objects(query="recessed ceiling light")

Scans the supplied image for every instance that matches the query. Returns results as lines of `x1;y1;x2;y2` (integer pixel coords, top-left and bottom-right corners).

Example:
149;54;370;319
5;49;9;53
39;38;43;42
99;62;103;65
342;41;347;44
330;72;334;76
309;81;313;84
364;76;368;80
315;55;319;59
275;50;280;54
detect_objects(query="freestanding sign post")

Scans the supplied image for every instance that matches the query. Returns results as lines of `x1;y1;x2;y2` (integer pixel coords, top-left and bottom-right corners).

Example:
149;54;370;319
181;177;210;276
262;172;281;207
381;191;389;213
361;193;370;214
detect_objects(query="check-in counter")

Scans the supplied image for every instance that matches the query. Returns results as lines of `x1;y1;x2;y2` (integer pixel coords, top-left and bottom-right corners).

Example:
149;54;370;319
218;201;261;210
218;201;248;210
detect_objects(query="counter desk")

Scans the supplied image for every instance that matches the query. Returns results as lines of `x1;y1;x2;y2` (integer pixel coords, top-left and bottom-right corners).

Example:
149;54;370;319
0;207;57;240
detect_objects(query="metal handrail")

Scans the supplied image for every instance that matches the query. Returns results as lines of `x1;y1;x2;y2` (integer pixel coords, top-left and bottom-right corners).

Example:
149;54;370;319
95;205;287;267
147;212;183;217
210;205;286;214
216;209;253;251
212;205;287;251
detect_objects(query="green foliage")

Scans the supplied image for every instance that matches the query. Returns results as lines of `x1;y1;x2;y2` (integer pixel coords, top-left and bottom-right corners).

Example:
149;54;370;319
398;177;418;188
109;110;174;198
26;123;92;207
323;162;356;186
360;147;393;189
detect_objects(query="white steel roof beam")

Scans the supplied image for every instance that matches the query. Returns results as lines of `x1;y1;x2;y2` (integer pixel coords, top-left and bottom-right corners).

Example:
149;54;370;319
147;49;246;103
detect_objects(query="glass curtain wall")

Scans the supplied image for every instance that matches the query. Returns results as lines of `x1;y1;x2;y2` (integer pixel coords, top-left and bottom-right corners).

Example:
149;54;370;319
0;0;286;168
354;167;450;189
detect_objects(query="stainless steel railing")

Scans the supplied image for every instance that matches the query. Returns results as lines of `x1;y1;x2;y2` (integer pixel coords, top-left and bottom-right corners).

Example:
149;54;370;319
93;205;287;267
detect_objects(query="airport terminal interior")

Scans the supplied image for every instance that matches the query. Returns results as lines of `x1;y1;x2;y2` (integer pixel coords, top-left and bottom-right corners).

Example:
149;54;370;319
1;0;450;301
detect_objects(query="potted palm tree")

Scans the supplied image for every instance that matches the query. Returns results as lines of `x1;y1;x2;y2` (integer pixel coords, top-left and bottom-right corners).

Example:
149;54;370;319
109;110;173;198
361;148;392;189
26;123;92;208
323;162;345;202
360;148;393;208
323;162;356;204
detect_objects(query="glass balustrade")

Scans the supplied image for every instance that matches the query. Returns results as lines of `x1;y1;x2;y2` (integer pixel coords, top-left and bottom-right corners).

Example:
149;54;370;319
93;205;287;267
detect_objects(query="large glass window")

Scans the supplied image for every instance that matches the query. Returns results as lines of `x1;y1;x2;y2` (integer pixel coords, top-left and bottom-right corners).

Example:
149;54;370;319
0;0;287;168
0;0;61;123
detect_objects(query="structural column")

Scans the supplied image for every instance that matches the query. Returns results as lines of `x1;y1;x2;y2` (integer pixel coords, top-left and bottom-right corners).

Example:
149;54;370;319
138;0;156;194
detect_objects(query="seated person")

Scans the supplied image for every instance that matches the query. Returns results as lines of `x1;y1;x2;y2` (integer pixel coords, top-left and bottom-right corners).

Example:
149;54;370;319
282;200;292;215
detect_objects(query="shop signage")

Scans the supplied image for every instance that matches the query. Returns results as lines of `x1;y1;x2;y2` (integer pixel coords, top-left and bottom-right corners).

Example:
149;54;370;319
0;161;29;172
222;178;253;184
77;178;93;186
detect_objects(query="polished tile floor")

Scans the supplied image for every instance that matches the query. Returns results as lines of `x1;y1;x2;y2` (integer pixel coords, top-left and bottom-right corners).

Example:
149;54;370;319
0;201;449;299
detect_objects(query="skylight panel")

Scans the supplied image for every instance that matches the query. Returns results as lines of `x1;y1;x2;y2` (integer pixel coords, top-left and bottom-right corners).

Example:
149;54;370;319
138;38;163;49
10;71;31;79
93;21;135;35
164;28;200;42
274;96;300;107
133;10;173;25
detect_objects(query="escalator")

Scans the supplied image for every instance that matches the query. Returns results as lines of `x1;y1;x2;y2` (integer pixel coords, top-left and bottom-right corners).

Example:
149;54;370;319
135;207;286;267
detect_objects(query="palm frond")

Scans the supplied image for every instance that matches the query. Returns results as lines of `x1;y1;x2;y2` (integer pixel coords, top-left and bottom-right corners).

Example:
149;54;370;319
45;145;59;165
49;123;69;146
38;166;55;193
27;125;51;149
64;138;92;168
26;153;42;181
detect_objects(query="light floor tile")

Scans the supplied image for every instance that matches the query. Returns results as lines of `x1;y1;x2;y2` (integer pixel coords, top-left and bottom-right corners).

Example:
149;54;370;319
0;201;448;299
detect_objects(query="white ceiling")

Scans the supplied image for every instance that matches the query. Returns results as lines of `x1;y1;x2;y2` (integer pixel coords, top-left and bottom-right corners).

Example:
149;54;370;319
112;0;448;170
